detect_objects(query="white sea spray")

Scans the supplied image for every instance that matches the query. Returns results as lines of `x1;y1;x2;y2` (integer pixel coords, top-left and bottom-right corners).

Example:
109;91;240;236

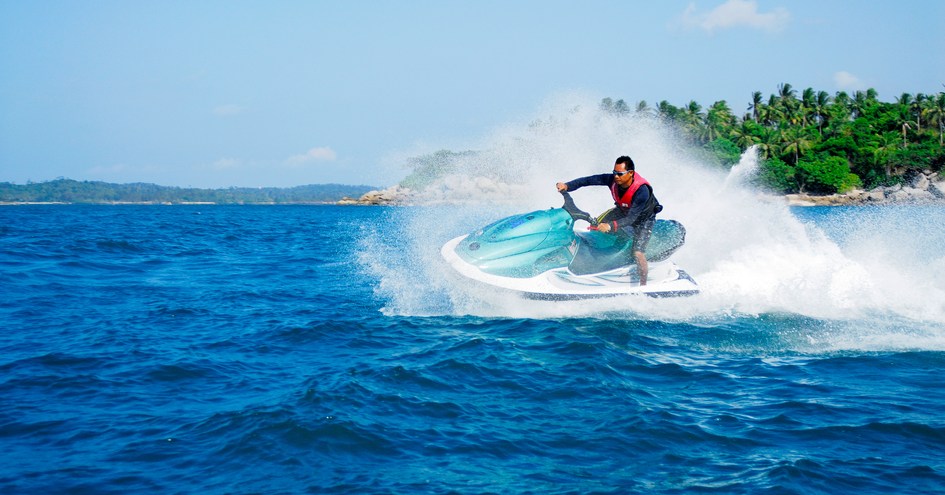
360;94;945;351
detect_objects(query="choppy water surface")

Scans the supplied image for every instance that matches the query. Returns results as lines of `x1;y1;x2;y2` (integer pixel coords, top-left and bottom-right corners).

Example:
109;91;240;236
2;203;944;494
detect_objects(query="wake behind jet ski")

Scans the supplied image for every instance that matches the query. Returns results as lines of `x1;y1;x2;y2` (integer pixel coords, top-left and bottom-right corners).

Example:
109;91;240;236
440;191;698;299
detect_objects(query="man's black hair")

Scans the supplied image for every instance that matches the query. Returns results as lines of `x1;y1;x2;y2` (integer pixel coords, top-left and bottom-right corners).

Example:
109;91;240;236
615;155;635;171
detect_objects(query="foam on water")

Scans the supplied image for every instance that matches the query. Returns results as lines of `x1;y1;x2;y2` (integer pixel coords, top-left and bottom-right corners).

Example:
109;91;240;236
361;94;945;350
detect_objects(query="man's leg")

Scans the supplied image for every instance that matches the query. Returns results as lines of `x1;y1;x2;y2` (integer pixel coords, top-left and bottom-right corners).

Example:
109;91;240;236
634;250;648;285
632;217;655;286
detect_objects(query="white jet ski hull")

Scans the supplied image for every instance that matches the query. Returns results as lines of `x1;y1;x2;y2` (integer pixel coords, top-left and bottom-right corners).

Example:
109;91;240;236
441;235;699;299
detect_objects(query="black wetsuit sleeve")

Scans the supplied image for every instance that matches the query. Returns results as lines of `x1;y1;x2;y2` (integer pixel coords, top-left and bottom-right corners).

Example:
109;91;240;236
564;174;613;191
613;185;651;231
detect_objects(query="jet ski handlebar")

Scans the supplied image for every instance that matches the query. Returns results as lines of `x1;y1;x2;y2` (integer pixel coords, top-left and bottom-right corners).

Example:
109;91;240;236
559;191;598;227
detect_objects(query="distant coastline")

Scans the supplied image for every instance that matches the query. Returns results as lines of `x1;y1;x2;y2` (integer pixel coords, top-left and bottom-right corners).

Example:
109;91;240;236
339;173;945;207
0;179;376;205
5;173;945;207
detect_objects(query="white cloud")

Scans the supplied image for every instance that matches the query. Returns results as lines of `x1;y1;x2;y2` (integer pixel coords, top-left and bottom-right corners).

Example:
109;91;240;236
680;0;791;34
286;146;338;166
213;104;244;117
833;71;866;92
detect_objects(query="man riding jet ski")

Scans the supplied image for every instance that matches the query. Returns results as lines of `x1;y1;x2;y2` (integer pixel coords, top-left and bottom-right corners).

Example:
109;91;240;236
556;155;660;285
440;156;698;299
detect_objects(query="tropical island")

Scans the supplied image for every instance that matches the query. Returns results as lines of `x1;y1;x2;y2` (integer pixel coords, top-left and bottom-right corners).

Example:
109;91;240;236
367;84;944;206
597;84;945;205
3;84;942;206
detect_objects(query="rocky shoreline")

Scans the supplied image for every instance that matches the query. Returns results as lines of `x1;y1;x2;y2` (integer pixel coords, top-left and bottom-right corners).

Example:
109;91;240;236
340;171;945;207
337;185;414;206
785;170;945;206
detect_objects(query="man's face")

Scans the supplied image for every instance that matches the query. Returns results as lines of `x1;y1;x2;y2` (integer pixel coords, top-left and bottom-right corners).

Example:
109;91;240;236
613;163;634;187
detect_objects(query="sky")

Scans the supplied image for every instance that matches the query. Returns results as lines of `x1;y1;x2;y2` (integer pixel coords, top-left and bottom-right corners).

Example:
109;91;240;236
1;0;943;188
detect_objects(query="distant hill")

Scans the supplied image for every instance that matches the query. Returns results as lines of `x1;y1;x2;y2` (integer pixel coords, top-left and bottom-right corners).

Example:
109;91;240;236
0;179;378;204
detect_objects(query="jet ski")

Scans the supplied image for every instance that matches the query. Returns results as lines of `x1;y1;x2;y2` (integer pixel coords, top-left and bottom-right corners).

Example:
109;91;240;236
440;192;699;299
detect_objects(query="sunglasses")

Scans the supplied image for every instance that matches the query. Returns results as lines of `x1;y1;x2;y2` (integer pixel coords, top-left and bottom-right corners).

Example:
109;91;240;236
612;170;633;177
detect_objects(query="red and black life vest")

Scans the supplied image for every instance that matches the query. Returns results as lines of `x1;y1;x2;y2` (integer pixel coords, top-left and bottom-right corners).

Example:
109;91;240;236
607;173;662;228
610;173;652;209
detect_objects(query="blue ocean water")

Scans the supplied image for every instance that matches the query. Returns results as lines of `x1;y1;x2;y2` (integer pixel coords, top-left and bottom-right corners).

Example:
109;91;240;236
2;204;945;494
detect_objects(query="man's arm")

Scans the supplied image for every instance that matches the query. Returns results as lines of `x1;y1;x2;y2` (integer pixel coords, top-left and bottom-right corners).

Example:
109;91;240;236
559;173;613;192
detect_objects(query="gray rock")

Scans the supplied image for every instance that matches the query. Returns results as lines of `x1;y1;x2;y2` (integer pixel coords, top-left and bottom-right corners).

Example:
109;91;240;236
866;189;886;202
910;173;930;191
928;180;945;199
889;187;935;202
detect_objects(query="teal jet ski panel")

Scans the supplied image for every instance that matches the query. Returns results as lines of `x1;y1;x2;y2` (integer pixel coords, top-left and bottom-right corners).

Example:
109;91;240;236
645;220;687;262
454;208;576;278
453;198;687;279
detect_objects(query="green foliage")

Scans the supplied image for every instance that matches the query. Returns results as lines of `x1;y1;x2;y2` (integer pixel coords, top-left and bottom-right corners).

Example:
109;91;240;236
797;156;860;194
0;179;376;204
703;138;742;167
597;85;945;195
814;135;858;159
600;98;630;115
656;100;682;122
757;158;795;193
730;120;766;149
886;141;945;172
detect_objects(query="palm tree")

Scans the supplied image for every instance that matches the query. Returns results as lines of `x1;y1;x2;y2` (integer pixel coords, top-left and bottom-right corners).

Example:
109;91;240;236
833;91;852;121
874;132;899;178
705;100;735;141
748;91;764;122
778;83;799;123
731;120;761;149
896;93;914;120
911;93;926;132
784;99;803;127
801;87;816;126
812;90;831;136
613;99;631;115
757;128;782;160
682;100;707;143
780;127;814;165
635;100;653;117
656;100;679;122
764;94;783;126
925;92;945;145
852;90;868;119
